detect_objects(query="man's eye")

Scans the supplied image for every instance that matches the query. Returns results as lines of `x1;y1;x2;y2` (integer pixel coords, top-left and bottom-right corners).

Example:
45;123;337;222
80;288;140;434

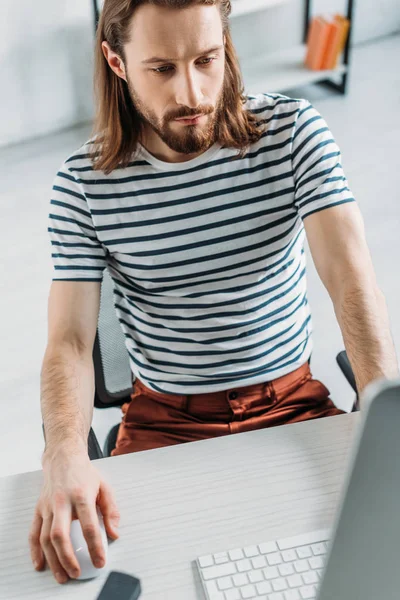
152;57;216;75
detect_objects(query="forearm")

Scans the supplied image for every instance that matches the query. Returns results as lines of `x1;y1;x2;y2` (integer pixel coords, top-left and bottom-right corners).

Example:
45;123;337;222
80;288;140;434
41;344;95;465
334;282;399;394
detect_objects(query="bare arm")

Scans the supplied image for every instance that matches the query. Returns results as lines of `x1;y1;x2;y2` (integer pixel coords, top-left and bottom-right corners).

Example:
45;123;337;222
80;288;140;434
41;280;101;463
304;203;399;395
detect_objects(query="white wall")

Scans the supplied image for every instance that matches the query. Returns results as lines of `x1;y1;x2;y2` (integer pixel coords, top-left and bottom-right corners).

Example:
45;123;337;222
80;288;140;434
0;0;95;147
1;0;399;148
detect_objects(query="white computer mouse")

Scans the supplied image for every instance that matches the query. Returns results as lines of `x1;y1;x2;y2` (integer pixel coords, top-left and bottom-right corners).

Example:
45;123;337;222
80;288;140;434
69;510;108;580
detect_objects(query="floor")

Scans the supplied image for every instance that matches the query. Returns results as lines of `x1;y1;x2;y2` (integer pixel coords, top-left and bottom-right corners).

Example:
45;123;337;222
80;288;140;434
1;33;399;478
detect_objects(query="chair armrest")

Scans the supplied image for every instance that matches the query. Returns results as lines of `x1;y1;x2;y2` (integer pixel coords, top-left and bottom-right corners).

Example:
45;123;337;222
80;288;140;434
336;351;360;412
88;427;104;461
337;351;357;392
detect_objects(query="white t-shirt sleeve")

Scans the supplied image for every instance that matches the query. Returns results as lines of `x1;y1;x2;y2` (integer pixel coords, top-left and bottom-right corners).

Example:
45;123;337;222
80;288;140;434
48;162;107;281
291;99;356;220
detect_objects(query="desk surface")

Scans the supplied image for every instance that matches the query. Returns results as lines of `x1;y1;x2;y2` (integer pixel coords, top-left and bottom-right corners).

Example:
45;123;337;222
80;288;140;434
0;413;358;600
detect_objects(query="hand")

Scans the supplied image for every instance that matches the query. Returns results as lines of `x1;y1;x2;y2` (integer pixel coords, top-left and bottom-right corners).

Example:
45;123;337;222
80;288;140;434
29;448;120;584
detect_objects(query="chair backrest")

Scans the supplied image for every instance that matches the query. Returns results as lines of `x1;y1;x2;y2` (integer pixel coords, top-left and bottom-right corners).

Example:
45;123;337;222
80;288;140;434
93;268;133;409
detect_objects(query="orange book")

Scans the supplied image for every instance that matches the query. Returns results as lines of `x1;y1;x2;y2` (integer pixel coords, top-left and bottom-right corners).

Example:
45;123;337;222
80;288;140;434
304;16;332;71
330;14;351;69
304;17;320;67
320;17;343;70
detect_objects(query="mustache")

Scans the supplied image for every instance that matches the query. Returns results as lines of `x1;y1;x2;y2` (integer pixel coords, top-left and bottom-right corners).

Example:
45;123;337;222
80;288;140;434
168;106;214;121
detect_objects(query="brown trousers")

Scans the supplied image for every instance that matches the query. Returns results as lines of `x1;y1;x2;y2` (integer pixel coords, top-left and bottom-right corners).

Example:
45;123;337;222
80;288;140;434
111;362;345;456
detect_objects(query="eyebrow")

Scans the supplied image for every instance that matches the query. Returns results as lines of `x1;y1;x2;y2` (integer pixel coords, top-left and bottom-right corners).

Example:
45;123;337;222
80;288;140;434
141;45;224;64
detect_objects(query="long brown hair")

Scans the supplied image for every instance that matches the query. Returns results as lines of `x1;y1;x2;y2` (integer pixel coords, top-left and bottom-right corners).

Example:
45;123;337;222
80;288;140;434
89;0;267;174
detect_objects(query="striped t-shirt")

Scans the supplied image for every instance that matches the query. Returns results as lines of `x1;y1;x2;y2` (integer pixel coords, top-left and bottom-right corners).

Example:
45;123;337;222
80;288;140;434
48;92;355;394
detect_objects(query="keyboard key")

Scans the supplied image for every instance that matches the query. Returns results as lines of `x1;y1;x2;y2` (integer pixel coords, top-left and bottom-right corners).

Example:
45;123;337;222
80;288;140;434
251;556;267;569
214;552;229;564
232;573;248;587
256;581;273;595
279;563;295;577
284;590;301;600
309;557;324;570
311;543;326;556
240;584;256;598
202;562;237;581
272;578;288;592
287;574;303;588
269;593;285;600
282;549;297;562
302;571;318;585
264;566;279;579
267;552;283;565
248;569;264;583
278;530;329;551
229;549;244;561
300;585;317;599
237;559;252;573
296;546;312;559
244;545;259;558
205;580;225;599
294;560;309;573
217;576;233;590
259;541;278;554
225;589;241;600
199;555;214;568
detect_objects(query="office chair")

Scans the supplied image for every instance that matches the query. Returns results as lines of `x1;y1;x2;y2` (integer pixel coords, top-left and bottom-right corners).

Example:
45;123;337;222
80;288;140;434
42;268;360;461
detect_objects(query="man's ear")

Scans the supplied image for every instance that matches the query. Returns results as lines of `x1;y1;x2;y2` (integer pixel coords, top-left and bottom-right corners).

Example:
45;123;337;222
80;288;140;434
101;41;127;82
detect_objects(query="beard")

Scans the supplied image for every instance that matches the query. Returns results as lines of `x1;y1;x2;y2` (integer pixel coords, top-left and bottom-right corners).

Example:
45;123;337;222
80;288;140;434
126;76;224;155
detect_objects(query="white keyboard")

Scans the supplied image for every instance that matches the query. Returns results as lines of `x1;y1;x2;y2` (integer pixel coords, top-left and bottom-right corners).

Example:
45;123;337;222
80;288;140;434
196;529;330;600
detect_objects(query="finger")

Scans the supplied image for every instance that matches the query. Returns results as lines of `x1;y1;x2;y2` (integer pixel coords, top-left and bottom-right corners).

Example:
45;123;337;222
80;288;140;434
40;514;69;585
50;497;81;580
97;481;120;540
29;509;45;571
74;496;106;568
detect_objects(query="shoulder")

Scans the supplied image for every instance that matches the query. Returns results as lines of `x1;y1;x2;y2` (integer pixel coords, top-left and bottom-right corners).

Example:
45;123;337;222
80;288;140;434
244;92;310;121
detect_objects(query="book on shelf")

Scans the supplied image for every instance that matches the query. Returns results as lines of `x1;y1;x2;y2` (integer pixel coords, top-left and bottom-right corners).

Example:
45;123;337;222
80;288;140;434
305;13;350;71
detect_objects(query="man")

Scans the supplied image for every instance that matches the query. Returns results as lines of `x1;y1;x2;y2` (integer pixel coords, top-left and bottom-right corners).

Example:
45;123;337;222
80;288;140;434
29;0;398;586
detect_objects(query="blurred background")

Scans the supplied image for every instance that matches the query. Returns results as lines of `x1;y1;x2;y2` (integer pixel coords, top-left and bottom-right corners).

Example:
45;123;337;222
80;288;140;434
1;0;399;477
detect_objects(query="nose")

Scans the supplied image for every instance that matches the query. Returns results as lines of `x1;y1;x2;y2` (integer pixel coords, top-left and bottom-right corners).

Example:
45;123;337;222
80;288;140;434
174;66;204;110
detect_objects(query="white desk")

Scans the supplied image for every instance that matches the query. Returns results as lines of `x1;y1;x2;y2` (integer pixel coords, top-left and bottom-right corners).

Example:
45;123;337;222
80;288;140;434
0;413;358;600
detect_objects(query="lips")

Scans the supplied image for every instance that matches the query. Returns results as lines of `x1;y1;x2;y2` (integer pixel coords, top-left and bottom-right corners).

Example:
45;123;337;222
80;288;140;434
176;114;203;121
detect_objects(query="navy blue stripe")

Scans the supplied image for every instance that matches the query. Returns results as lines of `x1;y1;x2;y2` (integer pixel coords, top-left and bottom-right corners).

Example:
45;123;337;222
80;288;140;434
112;228;303;289
50;200;91;219
57;170;76;184
115;253;298;301
51;241;103;249
121;267;305;316
130;334;310;387
52;253;105;260
54;265;105;271
52;184;85;202
97;195;295;235
48;228;99;242
49;214;95;232
297;187;351;210
109;220;300;280
301;198;356;219
294;153;341;192
292;132;333;168
296;174;346;204
105;211;296;250
116;291;307;343
122;314;310;368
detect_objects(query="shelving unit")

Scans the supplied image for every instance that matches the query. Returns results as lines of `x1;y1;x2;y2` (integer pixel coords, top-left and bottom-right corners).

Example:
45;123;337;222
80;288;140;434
92;0;354;95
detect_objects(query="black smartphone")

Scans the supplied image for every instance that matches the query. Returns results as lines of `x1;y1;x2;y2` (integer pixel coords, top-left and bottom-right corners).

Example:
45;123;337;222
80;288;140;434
95;571;141;600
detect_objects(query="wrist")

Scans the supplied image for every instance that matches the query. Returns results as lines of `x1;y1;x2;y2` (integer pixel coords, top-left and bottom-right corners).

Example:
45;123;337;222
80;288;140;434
42;438;88;469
